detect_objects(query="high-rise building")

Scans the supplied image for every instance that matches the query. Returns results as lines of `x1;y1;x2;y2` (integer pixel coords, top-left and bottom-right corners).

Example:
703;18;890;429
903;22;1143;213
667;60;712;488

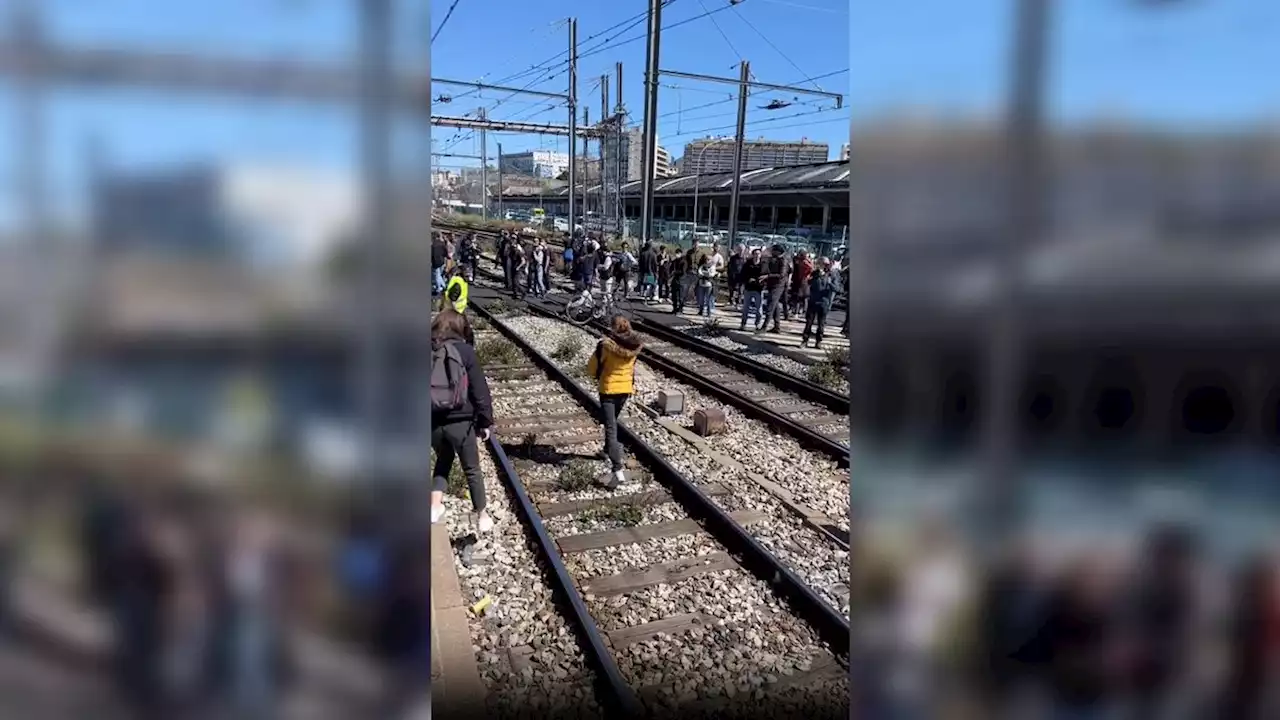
602;128;675;184
680;137;830;175
498;150;570;179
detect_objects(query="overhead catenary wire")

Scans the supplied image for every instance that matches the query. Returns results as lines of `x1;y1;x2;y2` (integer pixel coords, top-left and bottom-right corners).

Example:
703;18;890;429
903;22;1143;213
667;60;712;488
732;4;828;93
438;3;677;153
431;0;465;44
663;104;847;141
656;67;847;123
697;0;744;61
663;115;847;144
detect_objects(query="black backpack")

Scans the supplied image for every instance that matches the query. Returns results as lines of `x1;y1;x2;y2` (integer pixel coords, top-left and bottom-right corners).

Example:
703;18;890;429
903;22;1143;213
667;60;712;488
431;340;469;413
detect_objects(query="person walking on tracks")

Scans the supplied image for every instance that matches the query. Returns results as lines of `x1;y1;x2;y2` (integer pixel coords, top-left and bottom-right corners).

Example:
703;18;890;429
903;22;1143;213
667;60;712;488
459;233;478;282
585;315;644;490
430;309;496;533
529;238;550;298
511;239;529;301
431;234;447;296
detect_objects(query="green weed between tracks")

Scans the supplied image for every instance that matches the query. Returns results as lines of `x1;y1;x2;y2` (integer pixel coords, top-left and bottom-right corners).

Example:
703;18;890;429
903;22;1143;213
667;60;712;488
577;502;644;527
807;361;847;389
550;335;584;362
556;459;595;492
475;337;521;366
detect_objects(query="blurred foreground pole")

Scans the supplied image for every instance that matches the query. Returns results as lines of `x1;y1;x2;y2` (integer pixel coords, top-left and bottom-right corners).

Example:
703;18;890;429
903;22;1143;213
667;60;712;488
12;2;52;404
977;0;1051;556
358;0;393;483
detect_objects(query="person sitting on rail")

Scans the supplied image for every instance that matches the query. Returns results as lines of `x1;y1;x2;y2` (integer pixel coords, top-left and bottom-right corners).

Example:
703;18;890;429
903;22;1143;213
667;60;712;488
585;315;644;490
430;309;495;531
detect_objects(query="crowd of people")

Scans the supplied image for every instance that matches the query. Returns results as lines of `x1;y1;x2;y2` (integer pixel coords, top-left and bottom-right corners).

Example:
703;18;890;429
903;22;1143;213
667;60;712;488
857;517;1280;720
431;227;853;347
74;477;435;719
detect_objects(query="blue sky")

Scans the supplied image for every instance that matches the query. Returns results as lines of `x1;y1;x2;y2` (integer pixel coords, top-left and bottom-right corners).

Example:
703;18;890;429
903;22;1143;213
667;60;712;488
428;0;848;169
850;0;1279;127
1;0;1277;228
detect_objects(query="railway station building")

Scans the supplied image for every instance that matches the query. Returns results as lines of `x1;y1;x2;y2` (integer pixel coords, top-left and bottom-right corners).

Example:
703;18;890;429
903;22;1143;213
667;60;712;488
494;159;851;239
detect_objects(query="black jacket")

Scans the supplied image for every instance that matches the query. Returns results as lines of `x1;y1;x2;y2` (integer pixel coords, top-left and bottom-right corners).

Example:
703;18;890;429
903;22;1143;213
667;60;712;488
741;259;764;292
727;253;746;282
669;253;689;279
431;241;446;269
763;255;787;290
433;338;494;429
638;246;658;276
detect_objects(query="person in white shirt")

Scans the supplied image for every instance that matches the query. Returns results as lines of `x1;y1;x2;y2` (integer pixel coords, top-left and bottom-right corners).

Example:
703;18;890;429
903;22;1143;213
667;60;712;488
708;245;725;313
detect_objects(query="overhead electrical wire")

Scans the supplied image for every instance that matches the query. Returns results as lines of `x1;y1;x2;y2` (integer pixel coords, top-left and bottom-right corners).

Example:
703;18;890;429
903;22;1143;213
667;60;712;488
697;0;744;61
435;3;670;153
431;0;465;44
665;104;846;140
657;67;847;120
732;5;828;92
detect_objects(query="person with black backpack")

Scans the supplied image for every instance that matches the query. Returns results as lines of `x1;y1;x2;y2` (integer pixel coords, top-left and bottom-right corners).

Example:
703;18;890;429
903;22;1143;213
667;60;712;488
430;308;495;532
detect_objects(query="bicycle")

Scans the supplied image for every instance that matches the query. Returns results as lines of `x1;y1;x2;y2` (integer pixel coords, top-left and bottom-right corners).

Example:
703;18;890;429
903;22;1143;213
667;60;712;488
564;279;632;325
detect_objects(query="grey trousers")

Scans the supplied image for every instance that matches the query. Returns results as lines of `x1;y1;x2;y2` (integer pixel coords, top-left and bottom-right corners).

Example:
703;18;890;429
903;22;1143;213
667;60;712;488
432;420;486;511
598;394;629;472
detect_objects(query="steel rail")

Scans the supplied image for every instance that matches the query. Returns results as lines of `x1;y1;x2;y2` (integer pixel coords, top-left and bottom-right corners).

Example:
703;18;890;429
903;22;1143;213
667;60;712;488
521;296;851;467
472;297;851;656
472;304;645;718
627;315;849;412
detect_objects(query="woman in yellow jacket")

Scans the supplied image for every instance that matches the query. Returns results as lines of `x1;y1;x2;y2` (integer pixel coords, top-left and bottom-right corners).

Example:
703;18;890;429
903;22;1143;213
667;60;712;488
584;315;644;489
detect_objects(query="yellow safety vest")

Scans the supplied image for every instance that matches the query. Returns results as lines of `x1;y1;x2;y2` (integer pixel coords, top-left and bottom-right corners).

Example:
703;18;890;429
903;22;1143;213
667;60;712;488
442;276;468;314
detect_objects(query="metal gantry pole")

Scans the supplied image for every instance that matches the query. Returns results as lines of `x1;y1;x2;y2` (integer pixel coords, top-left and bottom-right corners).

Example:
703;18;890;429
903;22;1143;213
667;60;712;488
978;0;1051;555
497;141;504;219
601;74;609;226
726;61;750;249
567;18;578;234
478;107;488;219
582;108;590;220
357;0;393;483
615;62;624;236
638;0;662;244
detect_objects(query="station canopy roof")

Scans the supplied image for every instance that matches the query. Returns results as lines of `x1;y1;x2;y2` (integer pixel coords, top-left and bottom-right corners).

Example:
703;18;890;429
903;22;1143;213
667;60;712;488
504;160;850;198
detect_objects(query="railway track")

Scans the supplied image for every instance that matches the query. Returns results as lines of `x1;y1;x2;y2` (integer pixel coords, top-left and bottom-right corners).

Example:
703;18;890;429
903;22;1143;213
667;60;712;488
443;220;850;463
469;266;850;466
455;301;848;718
